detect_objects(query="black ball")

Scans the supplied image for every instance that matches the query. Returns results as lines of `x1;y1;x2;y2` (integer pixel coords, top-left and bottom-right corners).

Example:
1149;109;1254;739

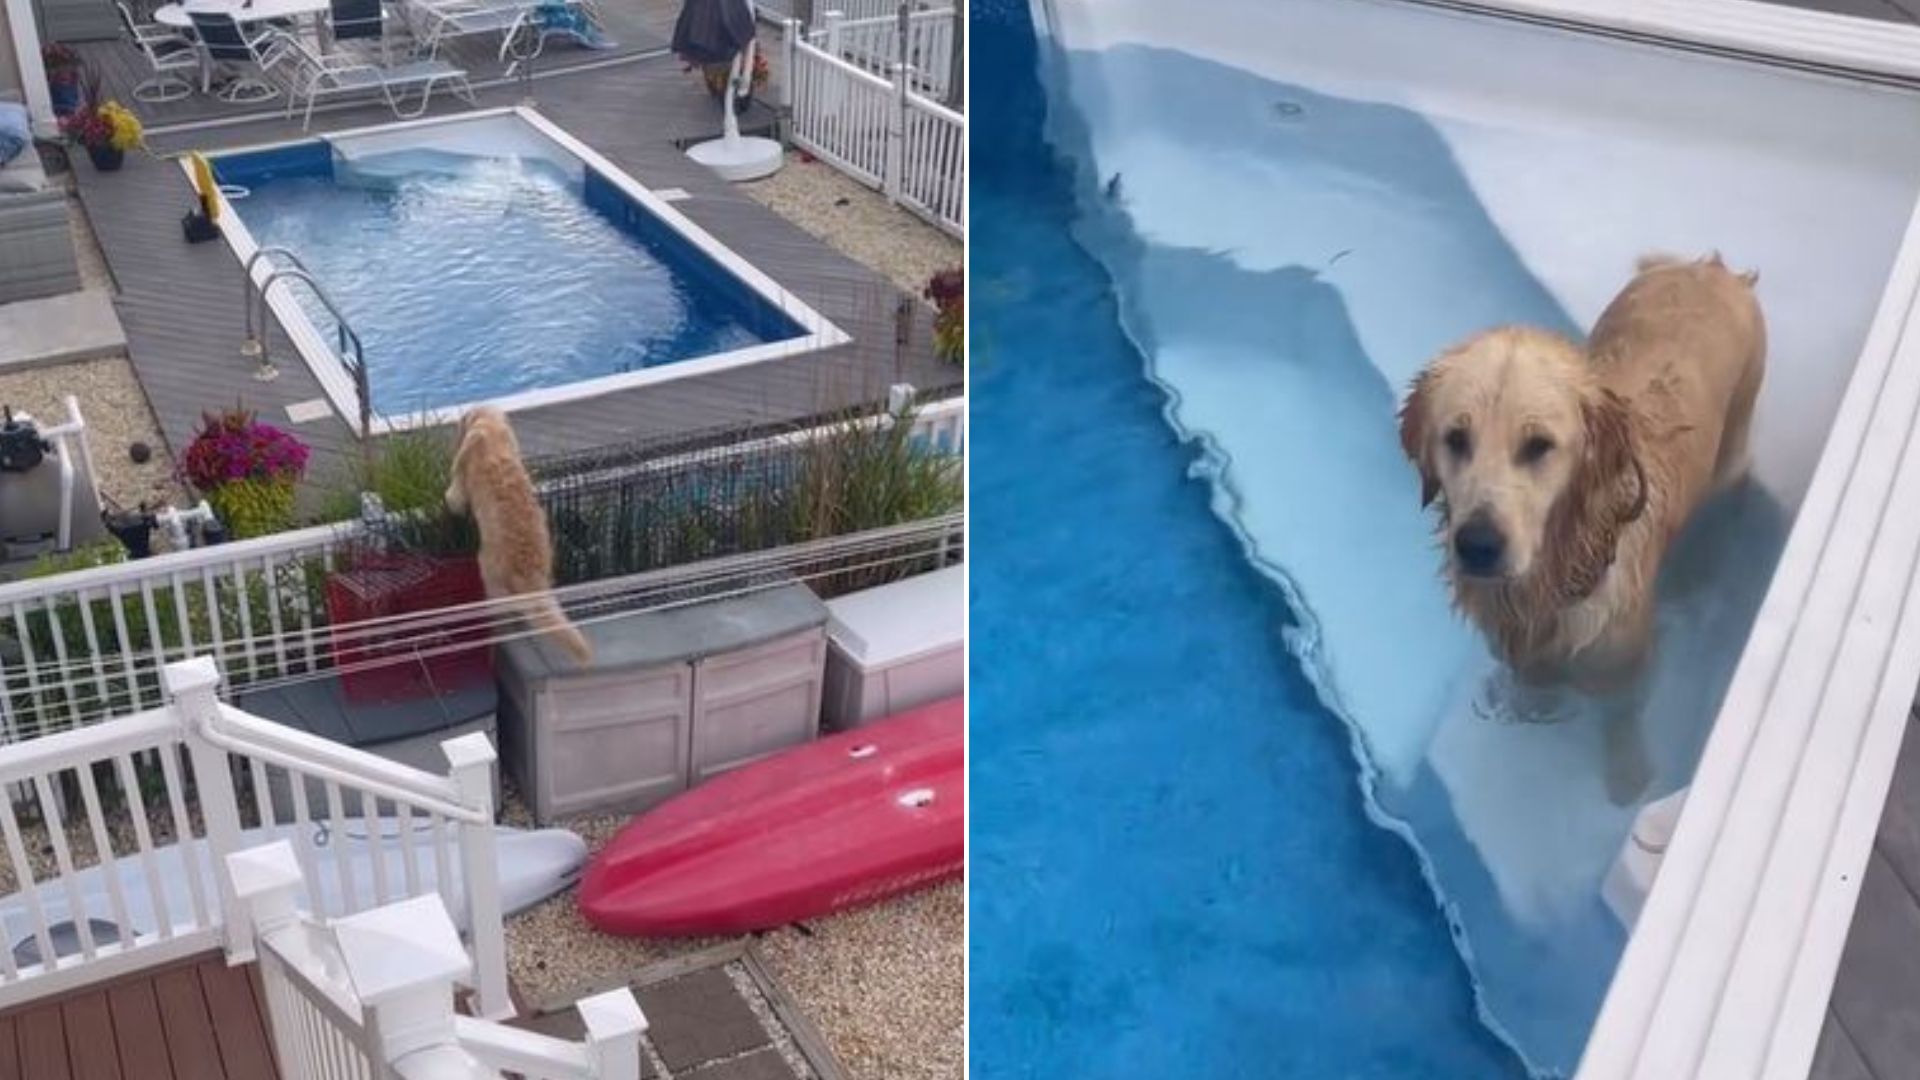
129;442;151;464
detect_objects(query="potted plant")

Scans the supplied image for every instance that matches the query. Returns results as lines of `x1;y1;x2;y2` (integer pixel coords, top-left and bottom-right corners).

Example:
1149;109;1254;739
179;407;310;539
925;268;962;365
41;45;83;118
60;99;142;172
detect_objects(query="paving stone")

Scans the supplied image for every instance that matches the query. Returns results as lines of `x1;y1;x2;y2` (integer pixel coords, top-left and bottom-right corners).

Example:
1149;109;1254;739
686;1047;801;1080
634;967;770;1072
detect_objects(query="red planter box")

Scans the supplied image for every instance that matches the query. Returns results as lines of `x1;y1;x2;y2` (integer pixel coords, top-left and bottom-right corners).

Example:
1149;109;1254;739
325;554;492;704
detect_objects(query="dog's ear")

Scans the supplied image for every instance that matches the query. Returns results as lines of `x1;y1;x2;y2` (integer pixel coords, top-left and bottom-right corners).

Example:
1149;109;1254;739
1583;388;1636;498
1398;370;1440;507
1543;387;1640;601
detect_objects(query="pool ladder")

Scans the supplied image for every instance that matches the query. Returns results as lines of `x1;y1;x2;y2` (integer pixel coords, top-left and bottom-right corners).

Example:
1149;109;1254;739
242;247;374;438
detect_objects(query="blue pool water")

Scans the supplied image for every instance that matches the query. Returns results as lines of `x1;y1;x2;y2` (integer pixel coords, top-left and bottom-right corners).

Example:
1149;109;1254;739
968;4;1523;1076
214;142;805;418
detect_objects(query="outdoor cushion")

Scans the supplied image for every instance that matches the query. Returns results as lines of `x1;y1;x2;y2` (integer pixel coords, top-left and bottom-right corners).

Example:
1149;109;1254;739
0;103;30;168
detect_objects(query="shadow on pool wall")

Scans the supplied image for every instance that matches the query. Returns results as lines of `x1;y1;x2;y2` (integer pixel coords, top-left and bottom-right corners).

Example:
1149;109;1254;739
1035;27;1799;1080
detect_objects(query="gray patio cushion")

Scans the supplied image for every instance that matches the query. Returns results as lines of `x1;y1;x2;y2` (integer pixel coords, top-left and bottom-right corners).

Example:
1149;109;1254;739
235;665;498;747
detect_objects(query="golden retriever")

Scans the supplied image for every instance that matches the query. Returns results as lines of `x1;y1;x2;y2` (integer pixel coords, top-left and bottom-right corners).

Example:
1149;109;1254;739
1398;253;1765;693
445;406;593;666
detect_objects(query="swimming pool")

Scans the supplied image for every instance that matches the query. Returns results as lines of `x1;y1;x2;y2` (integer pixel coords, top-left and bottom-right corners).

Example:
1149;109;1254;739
983;0;1920;1075
201;109;846;432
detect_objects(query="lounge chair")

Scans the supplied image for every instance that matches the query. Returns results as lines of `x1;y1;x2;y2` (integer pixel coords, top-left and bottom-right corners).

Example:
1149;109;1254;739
115;1;198;103
274;31;475;130
401;0;602;59
186;10;291;102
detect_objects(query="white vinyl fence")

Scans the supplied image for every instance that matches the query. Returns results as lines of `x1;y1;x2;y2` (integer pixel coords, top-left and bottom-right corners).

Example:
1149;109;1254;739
234;840;645;1079
756;0;942;27
0;657;511;1017
812;7;957;99
784;25;965;236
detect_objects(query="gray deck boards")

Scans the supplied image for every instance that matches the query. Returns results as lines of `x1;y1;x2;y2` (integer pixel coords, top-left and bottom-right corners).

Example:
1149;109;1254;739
1815;711;1920;1080
68;25;956;497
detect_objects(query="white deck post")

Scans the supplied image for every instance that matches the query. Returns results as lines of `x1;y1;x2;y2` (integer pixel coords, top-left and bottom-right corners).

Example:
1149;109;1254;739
885;61;906;205
333;893;475;1073
782;18;800;111
167;657;253;961
442;732;510;1020
577;989;648;1079
225;841;305;953
821;8;842;52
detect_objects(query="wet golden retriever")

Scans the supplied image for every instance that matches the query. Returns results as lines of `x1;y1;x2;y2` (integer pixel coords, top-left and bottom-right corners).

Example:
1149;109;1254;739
445;406;593;666
1399;254;1765;692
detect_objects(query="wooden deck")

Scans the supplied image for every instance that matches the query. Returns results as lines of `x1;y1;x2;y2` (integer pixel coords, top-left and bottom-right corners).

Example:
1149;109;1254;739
0;951;277;1080
65;9;957;495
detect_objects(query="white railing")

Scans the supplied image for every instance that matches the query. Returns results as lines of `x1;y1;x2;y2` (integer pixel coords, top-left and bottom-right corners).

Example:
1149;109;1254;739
0;521;347;741
813;7;957;99
0;392;965;746
784;25;966;237
0;657;510;1018
756;0;940;28
233;840;644;1080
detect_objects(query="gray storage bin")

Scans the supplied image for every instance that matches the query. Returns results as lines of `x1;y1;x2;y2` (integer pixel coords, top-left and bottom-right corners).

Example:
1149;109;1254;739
498;583;828;824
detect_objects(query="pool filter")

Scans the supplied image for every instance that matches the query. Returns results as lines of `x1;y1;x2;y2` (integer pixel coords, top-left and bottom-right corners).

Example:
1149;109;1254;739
0;399;108;562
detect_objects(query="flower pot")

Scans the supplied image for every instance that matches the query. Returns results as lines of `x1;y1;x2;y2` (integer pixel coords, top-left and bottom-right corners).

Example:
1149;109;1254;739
86;145;125;172
48;81;81;117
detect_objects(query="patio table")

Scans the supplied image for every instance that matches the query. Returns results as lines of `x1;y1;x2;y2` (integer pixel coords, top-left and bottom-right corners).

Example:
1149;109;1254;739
152;0;336;99
152;0;331;30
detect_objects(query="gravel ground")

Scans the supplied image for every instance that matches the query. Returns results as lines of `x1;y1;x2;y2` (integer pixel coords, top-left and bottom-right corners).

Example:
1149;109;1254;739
502;792;964;1080
736;152;962;302
0;355;184;516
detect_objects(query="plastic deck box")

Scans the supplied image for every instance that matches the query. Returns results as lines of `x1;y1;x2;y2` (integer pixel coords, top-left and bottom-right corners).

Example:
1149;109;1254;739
821;565;964;730
496;582;829;824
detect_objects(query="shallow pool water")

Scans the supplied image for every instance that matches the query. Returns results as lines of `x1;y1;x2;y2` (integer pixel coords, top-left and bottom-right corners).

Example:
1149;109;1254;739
226;148;798;417
968;4;1522;1076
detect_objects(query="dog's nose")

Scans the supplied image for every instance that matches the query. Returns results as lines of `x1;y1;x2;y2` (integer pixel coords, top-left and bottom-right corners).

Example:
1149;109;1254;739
1453;514;1506;577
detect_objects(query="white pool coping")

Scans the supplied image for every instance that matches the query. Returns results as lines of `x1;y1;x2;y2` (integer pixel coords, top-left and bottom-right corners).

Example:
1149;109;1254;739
1413;5;1920;1079
182;106;850;436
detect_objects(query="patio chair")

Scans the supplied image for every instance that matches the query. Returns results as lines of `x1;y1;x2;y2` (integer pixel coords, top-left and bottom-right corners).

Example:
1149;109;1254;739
400;0;596;58
115;0;198;103
327;0;393;61
273;31;475;131
187;10;291;103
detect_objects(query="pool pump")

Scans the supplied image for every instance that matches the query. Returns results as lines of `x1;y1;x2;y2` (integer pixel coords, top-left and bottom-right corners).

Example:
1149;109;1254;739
0;398;108;562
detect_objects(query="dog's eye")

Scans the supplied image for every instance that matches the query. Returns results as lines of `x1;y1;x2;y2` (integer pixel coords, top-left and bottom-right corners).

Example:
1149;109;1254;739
1519;435;1555;464
1444;428;1471;459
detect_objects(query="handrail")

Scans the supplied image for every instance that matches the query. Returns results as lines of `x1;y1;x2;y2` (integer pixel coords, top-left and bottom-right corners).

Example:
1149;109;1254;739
0;520;342;604
0;708;177;783
243;247;373;437
209;703;484;822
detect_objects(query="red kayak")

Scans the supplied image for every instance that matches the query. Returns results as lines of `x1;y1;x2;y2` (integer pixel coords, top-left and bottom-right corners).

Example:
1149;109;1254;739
578;696;964;936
